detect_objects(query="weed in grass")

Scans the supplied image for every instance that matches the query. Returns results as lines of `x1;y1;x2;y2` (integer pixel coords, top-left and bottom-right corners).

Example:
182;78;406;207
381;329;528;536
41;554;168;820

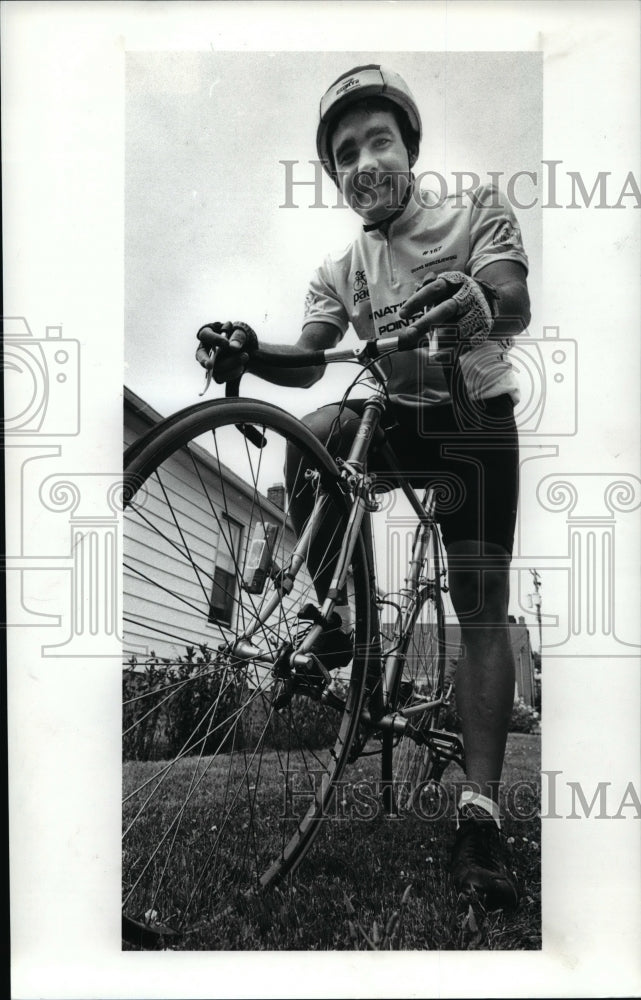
344;883;413;950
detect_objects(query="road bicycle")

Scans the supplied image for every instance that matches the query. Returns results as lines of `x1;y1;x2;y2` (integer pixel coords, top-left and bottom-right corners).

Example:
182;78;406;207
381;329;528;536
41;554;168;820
121;331;466;948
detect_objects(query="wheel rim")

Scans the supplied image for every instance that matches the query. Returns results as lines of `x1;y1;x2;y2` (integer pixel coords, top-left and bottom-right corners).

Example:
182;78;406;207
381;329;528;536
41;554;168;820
122;400;368;945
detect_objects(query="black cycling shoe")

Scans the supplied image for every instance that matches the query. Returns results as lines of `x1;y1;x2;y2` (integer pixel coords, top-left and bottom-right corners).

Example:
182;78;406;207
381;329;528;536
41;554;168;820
307;624;354;673
450;803;519;911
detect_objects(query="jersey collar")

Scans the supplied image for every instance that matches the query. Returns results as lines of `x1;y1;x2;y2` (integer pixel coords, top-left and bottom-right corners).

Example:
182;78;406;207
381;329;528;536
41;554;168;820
361;176;424;239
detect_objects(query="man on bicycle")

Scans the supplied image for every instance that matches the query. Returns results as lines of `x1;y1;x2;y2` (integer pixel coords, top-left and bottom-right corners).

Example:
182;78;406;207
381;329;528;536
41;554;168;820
196;64;531;912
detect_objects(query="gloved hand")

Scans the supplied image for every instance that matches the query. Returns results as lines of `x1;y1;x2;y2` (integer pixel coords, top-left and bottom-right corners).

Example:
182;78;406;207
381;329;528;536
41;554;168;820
399;270;499;350
195;321;259;383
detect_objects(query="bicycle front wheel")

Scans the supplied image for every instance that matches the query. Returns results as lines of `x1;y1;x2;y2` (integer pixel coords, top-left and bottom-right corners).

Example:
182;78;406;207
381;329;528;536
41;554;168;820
380;523;447;814
122;397;370;947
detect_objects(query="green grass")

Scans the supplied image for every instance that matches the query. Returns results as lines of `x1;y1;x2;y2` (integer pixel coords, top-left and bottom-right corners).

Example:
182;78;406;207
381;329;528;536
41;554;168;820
123;732;540;951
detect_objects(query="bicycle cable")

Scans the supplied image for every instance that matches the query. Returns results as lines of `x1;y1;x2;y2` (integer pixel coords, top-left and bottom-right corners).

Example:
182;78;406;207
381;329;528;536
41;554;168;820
321;348;397;451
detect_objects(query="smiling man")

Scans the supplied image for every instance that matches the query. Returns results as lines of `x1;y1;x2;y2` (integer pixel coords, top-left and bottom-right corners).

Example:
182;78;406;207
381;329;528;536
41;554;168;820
329;106;415;224
196;64;531;913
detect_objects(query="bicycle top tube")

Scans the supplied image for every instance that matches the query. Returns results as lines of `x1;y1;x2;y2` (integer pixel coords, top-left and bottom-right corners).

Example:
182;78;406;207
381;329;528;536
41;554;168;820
242;331;442;525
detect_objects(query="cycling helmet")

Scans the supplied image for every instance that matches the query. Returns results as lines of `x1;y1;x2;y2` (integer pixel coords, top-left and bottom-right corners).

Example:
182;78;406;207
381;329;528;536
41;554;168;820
317;64;422;179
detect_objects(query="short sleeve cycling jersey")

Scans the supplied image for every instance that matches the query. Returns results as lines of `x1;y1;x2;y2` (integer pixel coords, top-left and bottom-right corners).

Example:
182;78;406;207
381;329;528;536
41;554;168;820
303;182;528;407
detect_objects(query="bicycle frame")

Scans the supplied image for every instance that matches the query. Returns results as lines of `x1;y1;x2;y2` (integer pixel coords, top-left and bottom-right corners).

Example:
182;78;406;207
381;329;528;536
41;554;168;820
288;376;452;745
120;336;470;944
213;334;463;764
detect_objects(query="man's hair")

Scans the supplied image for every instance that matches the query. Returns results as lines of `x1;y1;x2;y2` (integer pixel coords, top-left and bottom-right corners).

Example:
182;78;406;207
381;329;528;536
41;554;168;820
326;96;419;173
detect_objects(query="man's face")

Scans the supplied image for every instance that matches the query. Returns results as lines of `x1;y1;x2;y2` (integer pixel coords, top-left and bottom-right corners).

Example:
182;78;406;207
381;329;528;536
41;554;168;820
331;107;412;224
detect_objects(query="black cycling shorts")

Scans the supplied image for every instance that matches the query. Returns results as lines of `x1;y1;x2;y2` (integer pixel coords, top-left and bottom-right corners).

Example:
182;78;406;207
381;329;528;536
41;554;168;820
303;393;519;557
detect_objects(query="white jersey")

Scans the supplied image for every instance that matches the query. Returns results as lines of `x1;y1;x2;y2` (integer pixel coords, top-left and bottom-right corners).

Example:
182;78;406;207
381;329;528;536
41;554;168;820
303;182;529;406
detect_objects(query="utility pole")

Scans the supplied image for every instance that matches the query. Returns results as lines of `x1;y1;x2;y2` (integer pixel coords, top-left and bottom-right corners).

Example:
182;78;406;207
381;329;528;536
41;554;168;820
529;568;543;653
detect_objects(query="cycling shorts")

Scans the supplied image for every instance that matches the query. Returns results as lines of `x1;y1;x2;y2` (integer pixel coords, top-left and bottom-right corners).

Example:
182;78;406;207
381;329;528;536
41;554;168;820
304;393;519;557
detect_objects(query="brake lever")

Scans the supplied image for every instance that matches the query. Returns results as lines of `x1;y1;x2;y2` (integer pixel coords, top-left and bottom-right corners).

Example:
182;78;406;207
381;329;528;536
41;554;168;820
199;348;215;396
199;342;266;448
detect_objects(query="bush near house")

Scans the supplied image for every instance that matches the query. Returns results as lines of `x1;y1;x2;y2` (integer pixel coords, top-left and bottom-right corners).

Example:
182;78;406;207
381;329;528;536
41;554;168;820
122;645;247;760
123;644;339;761
509;696;541;735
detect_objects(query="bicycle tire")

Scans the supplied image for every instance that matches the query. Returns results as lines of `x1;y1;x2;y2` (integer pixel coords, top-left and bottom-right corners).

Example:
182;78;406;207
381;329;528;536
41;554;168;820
380;522;447;814
122;397;370;946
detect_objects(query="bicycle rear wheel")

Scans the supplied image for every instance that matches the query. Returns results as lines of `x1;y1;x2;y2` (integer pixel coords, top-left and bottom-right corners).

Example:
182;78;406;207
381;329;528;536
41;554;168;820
380;522;447;814
122;397;370;947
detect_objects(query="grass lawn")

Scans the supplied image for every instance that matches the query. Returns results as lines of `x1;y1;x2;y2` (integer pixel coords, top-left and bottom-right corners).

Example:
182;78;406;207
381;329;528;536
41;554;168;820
123;731;540;951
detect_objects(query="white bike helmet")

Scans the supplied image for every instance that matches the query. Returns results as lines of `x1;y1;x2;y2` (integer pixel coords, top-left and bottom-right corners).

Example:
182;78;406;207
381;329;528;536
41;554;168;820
317;64;422;179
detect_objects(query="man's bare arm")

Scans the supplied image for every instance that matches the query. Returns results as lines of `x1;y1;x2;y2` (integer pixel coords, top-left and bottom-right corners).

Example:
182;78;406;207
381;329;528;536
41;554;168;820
249;321;342;388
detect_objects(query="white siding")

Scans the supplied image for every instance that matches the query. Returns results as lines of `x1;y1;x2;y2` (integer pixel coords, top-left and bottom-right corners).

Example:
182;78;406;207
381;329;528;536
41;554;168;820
124;394;315;664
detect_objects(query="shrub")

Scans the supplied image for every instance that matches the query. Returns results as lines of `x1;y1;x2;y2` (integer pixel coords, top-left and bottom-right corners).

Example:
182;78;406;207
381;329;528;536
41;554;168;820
510;696;541;734
123;645;245;761
122;656;167;760
242;687;340;750
123;645;340;760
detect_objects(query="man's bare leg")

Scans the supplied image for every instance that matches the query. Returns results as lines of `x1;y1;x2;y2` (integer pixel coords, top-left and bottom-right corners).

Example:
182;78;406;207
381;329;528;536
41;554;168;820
445;538;518;909
446;539;515;800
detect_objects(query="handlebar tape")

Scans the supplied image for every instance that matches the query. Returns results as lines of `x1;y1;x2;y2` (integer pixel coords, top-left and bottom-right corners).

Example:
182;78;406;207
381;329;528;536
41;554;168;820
252;346;326;369
396;327;425;351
